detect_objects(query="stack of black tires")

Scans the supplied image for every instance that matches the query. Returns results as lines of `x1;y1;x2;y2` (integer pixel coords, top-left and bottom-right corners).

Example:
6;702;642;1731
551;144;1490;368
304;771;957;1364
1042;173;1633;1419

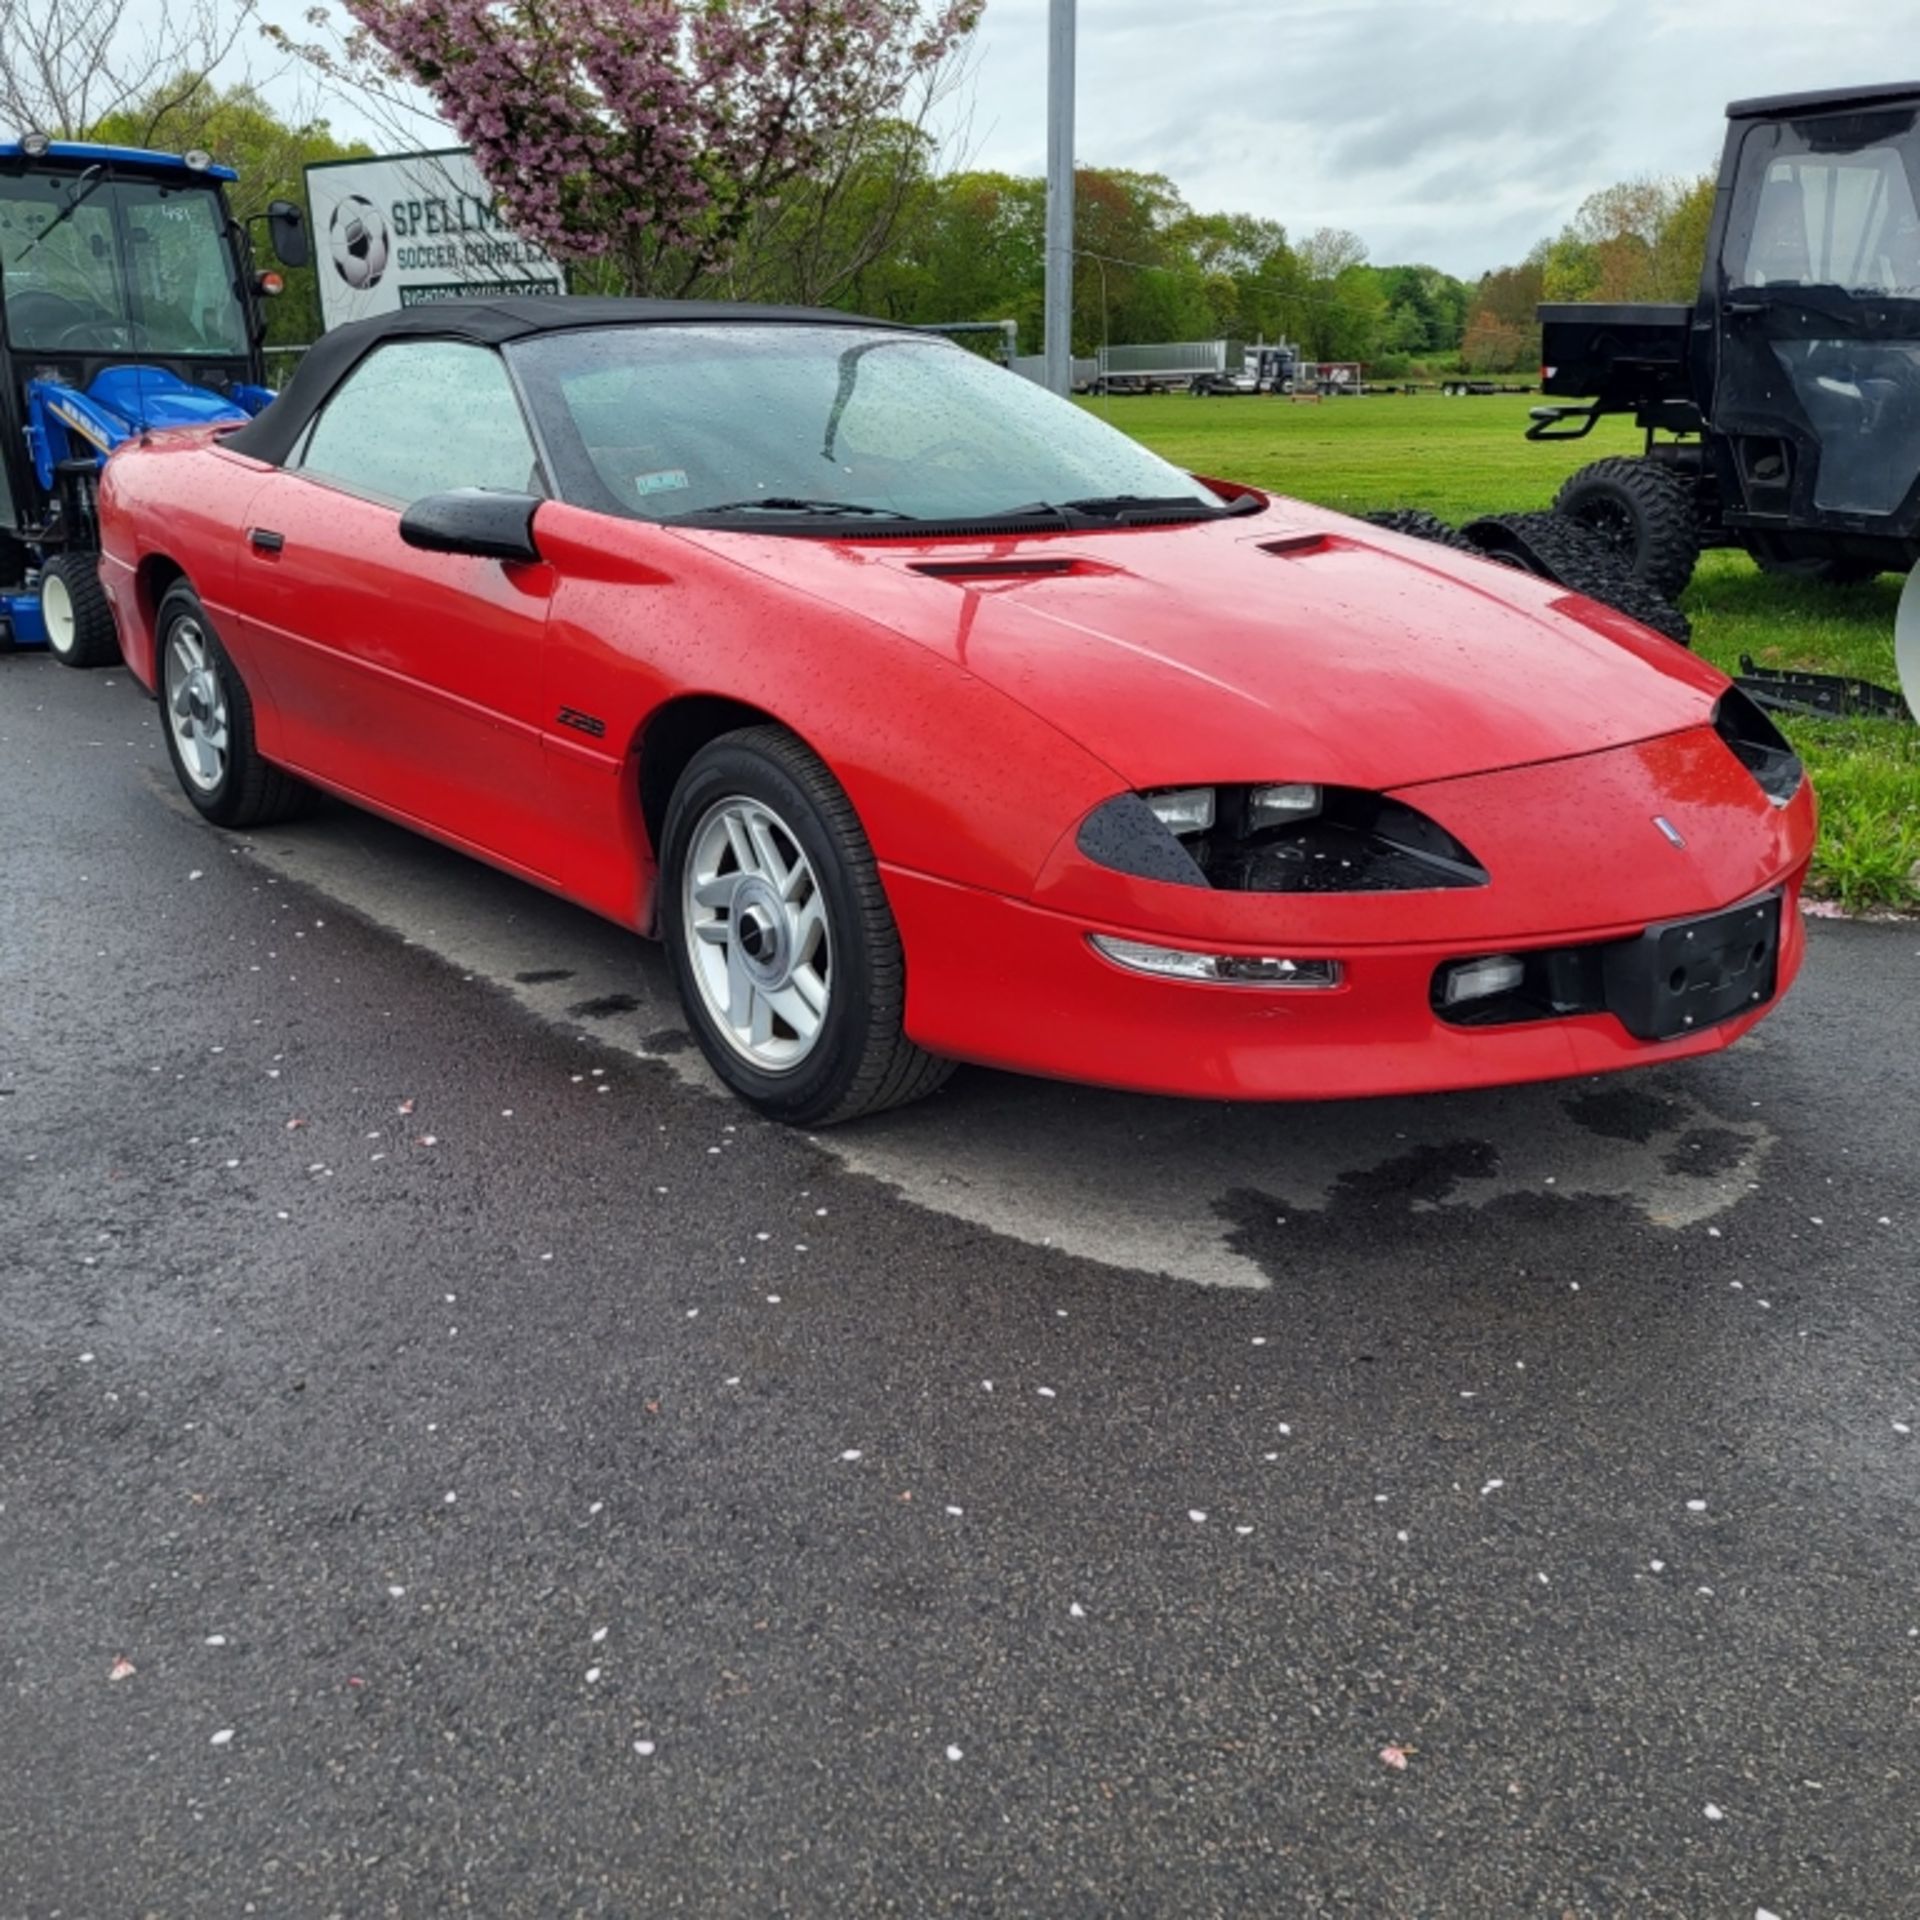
1364;486;1696;648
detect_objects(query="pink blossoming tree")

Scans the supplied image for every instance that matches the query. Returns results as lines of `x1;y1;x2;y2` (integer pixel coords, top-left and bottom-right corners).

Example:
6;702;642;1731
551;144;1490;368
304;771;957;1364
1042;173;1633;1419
290;0;981;295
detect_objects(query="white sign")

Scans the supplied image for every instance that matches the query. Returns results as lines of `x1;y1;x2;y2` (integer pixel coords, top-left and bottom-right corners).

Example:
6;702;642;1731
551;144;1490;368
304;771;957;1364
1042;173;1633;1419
304;147;566;332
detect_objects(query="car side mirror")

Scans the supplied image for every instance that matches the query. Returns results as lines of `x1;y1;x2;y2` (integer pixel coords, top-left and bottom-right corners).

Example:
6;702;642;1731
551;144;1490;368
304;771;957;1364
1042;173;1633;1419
267;200;311;270
399;490;543;564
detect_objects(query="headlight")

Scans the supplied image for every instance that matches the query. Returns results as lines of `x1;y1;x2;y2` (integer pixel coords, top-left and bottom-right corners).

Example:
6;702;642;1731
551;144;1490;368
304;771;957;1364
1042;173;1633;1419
1146;786;1216;835
1248;782;1321;828
1078;786;1486;893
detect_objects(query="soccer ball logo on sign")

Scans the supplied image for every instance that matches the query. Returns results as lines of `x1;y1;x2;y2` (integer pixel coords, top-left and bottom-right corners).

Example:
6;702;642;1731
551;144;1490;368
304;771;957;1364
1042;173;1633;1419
329;195;390;290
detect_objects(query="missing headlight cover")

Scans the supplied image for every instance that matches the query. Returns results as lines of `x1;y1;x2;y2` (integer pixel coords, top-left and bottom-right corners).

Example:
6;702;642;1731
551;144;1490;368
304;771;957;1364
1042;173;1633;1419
1713;689;1803;807
1078;786;1487;892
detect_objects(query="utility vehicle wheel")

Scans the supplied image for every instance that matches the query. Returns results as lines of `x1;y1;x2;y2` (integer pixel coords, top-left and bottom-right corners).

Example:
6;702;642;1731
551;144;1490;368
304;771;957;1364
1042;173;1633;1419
156;584;306;828
1461;510;1693;647
1552;456;1701;601
1748;539;1883;586
659;727;954;1127
41;552;120;668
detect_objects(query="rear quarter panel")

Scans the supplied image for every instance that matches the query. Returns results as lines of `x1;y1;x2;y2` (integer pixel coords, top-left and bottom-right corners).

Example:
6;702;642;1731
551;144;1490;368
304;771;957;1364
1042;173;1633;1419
99;435;269;692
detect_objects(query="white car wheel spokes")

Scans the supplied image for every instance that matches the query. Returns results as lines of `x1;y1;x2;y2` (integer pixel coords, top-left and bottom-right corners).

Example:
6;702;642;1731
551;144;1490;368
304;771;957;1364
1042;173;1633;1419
164;619;230;794
683;796;831;1071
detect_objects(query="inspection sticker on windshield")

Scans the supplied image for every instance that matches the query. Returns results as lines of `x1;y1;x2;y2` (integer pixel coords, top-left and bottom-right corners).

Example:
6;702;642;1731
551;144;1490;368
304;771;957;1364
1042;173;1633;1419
634;468;690;495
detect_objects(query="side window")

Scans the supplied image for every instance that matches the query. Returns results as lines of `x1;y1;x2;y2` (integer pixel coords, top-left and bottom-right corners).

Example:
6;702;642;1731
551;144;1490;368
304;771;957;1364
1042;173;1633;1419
1733;149;1920;292
297;341;542;504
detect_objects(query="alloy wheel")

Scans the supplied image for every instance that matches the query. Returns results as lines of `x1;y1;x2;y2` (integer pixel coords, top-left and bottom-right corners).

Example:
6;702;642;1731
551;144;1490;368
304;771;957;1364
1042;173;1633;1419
682;795;832;1070
164;619;230;793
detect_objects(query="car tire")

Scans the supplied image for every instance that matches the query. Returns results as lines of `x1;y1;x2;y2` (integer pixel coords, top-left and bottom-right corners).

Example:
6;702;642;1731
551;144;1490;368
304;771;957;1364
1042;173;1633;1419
155;583;307;828
1460;509;1694;647
1551;456;1701;601
41;552;121;669
659;726;955;1126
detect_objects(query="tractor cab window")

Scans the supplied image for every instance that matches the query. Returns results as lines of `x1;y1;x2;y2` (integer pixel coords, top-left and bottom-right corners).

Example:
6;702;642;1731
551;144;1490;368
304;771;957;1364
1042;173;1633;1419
0;173;248;356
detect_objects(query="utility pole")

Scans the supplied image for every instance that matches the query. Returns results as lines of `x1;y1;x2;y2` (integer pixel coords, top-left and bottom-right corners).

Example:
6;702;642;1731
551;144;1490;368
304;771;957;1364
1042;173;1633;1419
1043;0;1076;395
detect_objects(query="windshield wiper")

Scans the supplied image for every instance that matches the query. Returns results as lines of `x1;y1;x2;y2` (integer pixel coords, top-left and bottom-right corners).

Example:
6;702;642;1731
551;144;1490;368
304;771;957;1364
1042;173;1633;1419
1046;492;1262;519
695;496;915;519
15;162;106;263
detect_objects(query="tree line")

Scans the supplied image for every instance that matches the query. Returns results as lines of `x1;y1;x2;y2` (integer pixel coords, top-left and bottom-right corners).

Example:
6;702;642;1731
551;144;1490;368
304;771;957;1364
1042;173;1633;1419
814;162;1474;372
1460;175;1716;372
36;52;1708;379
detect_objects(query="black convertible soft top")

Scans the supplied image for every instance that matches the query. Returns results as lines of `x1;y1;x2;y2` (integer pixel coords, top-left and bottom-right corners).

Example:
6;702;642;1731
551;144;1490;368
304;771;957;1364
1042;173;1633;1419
224;295;901;468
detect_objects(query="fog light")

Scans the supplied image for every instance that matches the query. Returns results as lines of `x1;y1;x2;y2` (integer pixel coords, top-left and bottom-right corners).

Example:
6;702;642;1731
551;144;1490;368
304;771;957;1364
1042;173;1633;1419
1248;782;1321;827
1146;787;1215;836
1441;954;1526;1006
1090;934;1341;987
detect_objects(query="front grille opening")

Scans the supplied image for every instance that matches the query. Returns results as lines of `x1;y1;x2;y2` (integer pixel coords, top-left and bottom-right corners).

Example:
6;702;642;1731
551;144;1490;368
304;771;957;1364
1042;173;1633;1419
1433;945;1609;1027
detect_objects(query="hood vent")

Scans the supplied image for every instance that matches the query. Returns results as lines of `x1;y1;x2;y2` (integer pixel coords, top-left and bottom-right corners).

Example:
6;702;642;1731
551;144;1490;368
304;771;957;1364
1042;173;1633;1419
909;556;1085;582
1257;532;1331;558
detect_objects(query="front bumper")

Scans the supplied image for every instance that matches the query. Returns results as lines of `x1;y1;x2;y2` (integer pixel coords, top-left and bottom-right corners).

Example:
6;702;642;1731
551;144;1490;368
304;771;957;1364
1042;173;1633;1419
884;861;1810;1102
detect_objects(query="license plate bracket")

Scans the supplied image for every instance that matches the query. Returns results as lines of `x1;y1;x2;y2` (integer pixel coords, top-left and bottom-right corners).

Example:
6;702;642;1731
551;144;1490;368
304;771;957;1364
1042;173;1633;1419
1602;893;1782;1042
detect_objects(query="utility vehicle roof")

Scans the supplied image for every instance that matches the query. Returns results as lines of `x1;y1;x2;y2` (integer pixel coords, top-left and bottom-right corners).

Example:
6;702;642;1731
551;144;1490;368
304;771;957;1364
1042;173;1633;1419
222;295;901;467
1727;81;1920;120
0;139;238;180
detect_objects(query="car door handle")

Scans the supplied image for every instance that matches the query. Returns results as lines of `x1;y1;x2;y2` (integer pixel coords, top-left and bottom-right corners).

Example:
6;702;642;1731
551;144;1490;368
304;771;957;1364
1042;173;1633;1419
248;527;285;553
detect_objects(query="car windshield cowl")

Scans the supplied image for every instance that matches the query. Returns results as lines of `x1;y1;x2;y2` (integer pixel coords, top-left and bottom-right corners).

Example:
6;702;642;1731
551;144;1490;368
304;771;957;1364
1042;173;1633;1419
674;489;1264;536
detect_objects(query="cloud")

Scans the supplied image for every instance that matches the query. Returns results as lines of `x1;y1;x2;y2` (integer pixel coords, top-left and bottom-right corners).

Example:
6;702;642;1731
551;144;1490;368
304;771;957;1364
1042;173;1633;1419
946;0;1895;275
221;0;1894;280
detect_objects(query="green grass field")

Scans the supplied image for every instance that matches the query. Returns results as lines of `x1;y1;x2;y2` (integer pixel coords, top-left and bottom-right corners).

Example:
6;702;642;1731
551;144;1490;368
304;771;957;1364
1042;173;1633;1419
1085;391;1920;913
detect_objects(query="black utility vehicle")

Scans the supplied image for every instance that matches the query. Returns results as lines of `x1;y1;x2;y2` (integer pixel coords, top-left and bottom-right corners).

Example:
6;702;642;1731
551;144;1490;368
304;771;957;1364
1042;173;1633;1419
1532;81;1920;596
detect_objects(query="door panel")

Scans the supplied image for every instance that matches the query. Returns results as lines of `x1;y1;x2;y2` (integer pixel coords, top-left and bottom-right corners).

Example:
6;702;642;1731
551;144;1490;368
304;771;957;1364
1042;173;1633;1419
1714;110;1920;527
236;470;559;875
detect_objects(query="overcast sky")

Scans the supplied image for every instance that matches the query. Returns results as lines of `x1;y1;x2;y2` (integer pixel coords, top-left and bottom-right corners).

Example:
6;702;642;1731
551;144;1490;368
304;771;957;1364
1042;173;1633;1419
254;0;1895;280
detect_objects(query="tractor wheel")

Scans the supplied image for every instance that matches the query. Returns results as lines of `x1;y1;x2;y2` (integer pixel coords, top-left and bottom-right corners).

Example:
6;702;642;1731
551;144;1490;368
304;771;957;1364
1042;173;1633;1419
1461;510;1693;647
1551;456;1701;601
41;552;121;669
1747;538;1884;586
1362;508;1481;555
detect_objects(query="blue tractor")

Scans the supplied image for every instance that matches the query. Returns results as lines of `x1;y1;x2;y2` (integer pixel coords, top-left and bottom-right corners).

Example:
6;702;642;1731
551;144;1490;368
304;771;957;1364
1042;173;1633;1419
0;134;308;664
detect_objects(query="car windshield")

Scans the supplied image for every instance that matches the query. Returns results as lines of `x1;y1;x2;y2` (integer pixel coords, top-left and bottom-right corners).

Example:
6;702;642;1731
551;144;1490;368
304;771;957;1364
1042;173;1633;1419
0;172;248;356
507;323;1229;525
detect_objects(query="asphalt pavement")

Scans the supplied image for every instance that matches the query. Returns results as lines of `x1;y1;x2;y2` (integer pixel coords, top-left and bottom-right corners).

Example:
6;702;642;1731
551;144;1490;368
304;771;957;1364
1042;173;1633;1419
3;651;1918;1919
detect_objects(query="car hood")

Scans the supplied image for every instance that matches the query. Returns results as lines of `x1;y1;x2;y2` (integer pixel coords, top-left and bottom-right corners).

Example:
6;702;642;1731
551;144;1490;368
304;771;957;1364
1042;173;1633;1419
708;500;1729;790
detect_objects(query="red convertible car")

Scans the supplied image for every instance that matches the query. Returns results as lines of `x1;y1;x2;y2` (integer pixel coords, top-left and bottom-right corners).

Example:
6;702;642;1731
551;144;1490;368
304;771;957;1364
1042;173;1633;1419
96;298;1814;1124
